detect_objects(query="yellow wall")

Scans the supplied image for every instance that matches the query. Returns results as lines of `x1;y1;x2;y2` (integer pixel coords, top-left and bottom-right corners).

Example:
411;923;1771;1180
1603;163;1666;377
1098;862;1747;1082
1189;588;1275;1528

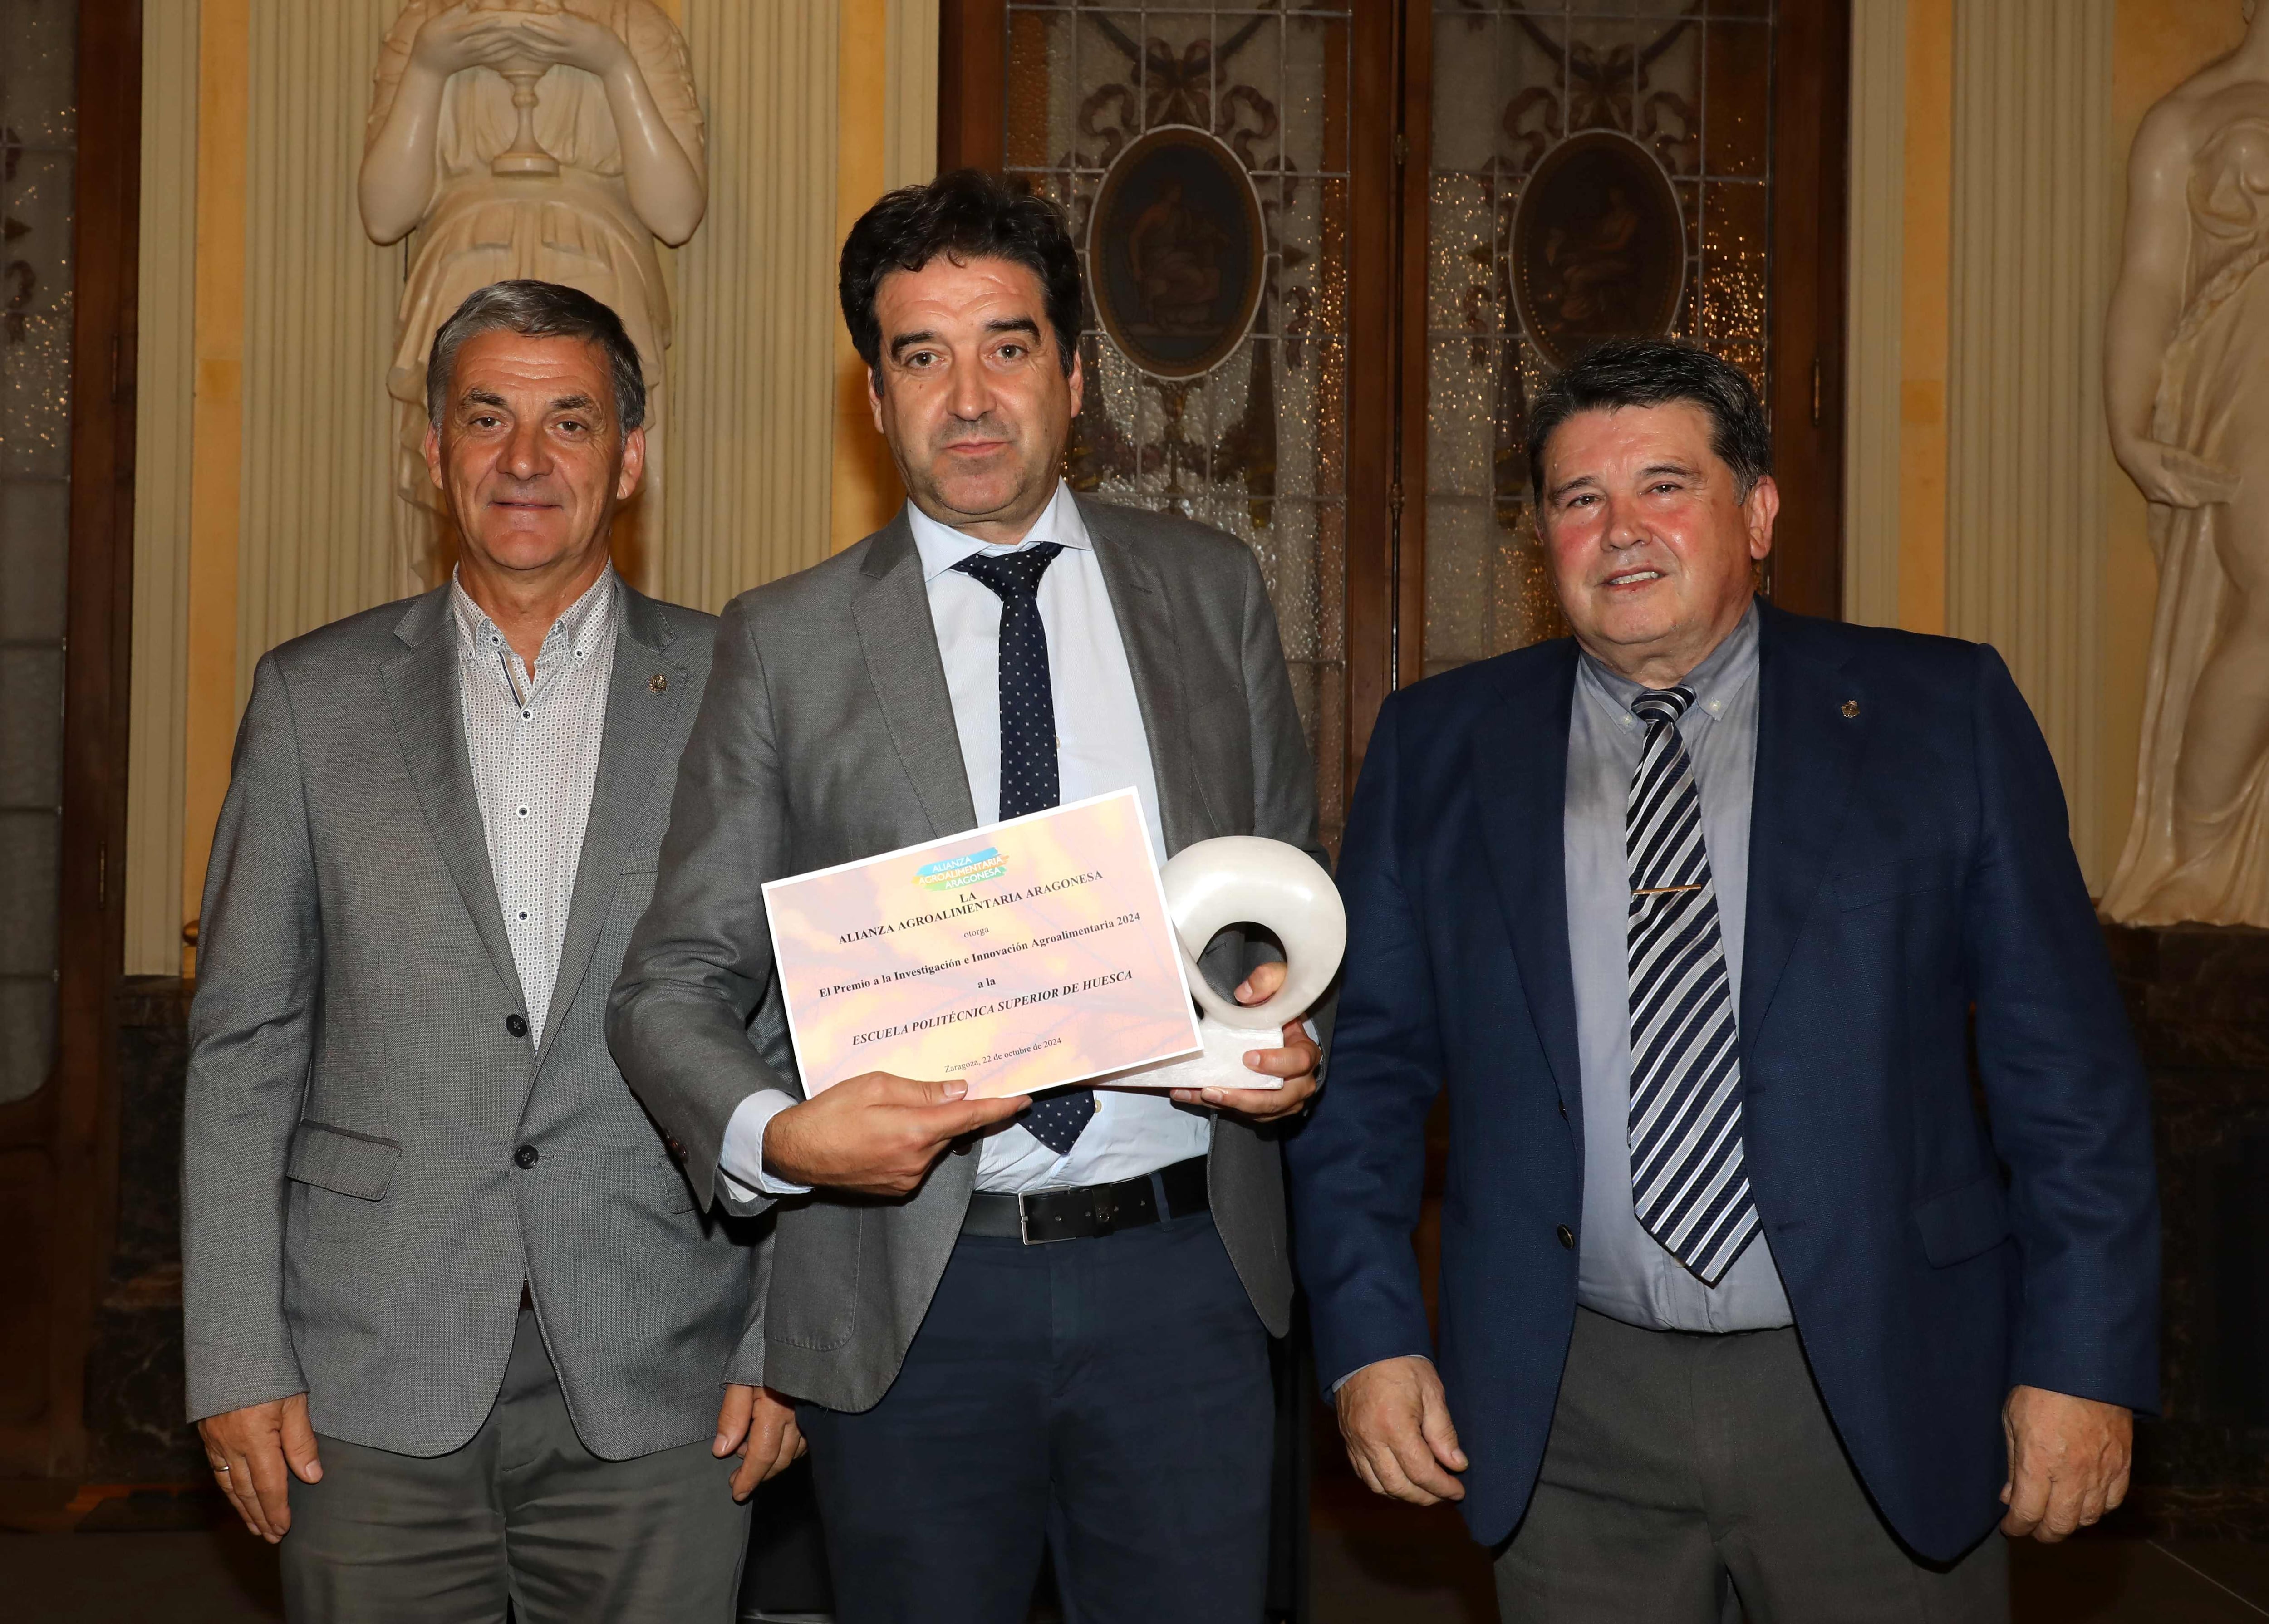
1856;0;2245;886
133;0;935;974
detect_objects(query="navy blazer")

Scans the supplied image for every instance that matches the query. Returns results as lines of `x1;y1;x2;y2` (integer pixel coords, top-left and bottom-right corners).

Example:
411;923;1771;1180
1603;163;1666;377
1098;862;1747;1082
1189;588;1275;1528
1287;602;2159;1560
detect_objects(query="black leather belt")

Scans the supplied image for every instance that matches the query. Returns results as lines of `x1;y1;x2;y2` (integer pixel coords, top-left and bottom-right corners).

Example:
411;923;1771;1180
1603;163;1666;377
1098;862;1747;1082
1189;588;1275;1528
962;1154;1210;1245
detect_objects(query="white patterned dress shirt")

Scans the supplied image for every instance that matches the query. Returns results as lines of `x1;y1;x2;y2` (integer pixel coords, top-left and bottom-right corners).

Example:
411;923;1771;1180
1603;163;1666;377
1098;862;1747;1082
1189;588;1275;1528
719;482;1214;1202
452;568;619;1047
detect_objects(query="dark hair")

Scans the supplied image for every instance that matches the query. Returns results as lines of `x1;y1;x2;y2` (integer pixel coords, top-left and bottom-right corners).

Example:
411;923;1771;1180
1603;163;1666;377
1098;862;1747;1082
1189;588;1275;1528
426;280;647;432
839;169;1083;378
1524;339;1771;500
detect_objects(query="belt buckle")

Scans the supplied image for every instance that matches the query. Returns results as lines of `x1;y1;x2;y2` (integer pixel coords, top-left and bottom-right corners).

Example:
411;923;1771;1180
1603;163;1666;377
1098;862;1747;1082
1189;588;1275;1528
1015;1193;1063;1246
1016;1188;1118;1245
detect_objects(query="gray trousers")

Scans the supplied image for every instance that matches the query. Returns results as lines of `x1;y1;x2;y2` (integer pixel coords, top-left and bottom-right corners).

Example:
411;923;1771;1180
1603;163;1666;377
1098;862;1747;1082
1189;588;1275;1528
1496;1308;2008;1624
280;1309;750;1623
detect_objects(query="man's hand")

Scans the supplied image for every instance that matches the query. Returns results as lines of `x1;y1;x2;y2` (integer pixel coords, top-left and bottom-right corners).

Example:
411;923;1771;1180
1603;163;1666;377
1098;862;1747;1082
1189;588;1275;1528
763;1074;1028;1196
1169;960;1321;1124
715;1383;805;1502
197;1393;322;1543
1336;1355;1468;1506
2001;1384;2132;1542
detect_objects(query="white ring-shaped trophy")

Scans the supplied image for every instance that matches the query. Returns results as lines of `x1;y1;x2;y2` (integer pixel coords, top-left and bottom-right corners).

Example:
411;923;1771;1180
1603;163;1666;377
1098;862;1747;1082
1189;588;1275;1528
1140;835;1346;1090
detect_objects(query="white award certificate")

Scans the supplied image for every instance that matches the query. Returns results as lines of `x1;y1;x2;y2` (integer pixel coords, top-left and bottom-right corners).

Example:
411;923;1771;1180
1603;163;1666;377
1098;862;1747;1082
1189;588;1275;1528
763;790;1203;1099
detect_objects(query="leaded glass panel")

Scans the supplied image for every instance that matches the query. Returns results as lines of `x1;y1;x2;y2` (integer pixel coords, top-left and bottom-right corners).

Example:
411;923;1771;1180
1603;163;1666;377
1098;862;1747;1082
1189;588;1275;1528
0;0;77;1104
1004;3;1355;845
1424;0;1774;676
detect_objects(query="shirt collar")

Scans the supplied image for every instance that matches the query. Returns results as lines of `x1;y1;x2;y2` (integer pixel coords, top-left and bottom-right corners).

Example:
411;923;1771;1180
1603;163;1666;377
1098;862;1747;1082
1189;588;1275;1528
1577;599;1761;732
451;565;619;670
906;480;1093;584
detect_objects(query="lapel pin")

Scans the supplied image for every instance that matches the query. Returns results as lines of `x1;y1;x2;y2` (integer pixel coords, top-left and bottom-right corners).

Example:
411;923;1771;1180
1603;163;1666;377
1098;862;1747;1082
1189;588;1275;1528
1841;699;1861;719
649;673;668;694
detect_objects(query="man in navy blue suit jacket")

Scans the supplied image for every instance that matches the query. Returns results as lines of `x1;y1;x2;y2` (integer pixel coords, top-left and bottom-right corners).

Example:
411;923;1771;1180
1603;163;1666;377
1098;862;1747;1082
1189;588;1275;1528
1287;340;2159;1621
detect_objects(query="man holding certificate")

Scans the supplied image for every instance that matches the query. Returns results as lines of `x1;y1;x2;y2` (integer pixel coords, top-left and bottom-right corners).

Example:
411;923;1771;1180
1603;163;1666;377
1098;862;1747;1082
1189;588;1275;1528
608;169;1325;1624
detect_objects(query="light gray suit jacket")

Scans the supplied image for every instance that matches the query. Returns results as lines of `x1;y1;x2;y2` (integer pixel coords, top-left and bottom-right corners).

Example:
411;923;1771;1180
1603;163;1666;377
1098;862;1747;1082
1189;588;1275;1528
182;582;768;1460
609;498;1326;1412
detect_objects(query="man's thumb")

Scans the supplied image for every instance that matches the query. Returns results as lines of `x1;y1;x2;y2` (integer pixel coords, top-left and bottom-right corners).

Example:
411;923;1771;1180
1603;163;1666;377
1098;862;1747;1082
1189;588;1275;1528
280;1397;323;1482
1420;1395;1468;1471
908;1075;968;1106
715;1384;756;1455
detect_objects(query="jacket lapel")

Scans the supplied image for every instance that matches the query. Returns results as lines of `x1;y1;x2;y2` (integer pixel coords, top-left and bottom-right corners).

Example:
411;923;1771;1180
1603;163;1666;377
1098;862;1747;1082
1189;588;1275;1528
1082;499;1223;850
538;583;688;1060
1469;644;1584;1127
851;511;979;837
380;588;529;1014
1740;604;1868;1054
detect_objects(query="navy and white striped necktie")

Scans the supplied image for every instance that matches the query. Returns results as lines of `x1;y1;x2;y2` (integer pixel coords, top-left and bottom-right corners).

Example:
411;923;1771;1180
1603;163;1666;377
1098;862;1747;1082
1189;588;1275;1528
1625;685;1758;1285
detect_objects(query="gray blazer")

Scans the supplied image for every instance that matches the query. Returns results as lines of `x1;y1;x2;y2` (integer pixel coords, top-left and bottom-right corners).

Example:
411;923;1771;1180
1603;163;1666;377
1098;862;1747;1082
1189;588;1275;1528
609;498;1326;1412
182;582;767;1460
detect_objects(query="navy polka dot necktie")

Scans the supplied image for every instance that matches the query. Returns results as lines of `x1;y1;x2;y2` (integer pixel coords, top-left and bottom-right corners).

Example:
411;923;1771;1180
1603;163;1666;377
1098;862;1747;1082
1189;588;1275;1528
952;541;1093;1155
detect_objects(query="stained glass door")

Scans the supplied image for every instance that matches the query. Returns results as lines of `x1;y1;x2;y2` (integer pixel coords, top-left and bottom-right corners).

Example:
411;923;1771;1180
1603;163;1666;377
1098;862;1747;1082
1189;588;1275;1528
0;0;77;1106
994;1;1385;850
943;0;1843;825
1415;0;1845;678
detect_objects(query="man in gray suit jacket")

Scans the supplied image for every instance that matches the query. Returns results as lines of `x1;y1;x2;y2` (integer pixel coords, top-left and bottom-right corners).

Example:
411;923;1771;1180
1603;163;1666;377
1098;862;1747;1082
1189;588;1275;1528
184;281;798;1621
609;172;1324;1624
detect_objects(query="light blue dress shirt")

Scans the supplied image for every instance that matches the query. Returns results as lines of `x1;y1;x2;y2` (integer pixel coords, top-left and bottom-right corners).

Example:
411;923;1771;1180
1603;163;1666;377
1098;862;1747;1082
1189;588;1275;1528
1565;604;1795;1332
718;482;1213;1201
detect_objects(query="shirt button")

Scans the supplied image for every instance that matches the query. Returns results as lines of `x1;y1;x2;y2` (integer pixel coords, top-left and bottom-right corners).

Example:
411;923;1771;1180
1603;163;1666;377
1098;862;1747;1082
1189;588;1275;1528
514;1144;540;1170
517;806;529;817
506;1013;529;1038
1556;1224;1576;1250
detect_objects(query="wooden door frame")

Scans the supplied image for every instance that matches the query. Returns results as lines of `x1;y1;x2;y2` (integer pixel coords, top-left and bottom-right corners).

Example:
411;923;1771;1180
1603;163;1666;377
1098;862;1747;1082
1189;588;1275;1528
1767;0;1852;619
0;0;142;1478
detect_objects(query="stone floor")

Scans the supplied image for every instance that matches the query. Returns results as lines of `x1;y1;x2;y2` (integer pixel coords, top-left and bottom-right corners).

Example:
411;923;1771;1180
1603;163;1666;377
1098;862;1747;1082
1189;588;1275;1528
6;1501;2269;1623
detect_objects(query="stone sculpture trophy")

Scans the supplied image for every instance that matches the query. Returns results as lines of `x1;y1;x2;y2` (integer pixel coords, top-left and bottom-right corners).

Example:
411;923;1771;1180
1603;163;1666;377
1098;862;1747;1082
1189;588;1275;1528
359;0;706;593
1149;835;1344;1090
2103;0;2269;925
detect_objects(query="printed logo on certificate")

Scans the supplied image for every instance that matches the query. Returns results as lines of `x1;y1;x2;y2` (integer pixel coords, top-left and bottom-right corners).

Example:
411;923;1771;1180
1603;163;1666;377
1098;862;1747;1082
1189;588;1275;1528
763;790;1203;1099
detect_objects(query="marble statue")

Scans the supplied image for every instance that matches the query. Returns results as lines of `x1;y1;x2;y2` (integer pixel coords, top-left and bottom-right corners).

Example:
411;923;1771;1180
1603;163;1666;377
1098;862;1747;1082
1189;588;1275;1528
2103;0;2269;925
359;0;705;592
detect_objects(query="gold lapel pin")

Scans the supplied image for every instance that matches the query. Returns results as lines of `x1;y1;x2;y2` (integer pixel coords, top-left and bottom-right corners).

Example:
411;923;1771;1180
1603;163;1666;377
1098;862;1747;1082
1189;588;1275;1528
649;673;668;694
1841;699;1860;719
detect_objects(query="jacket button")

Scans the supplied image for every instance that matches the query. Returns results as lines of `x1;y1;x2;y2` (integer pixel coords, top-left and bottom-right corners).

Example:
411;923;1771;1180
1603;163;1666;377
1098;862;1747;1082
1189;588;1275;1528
514;1144;540;1170
505;1013;529;1039
1557;1100;1569;1120
1556;1224;1575;1250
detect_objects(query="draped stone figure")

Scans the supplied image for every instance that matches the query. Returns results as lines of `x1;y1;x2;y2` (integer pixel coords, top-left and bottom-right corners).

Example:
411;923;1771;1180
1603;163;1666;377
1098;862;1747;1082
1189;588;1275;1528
2103;0;2269;926
359;0;705;593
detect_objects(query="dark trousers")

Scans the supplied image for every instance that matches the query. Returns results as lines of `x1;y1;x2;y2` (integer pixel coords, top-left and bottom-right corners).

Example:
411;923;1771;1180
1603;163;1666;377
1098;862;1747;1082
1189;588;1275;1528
280;1309;749;1623
800;1209;1274;1624
1495;1307;2008;1624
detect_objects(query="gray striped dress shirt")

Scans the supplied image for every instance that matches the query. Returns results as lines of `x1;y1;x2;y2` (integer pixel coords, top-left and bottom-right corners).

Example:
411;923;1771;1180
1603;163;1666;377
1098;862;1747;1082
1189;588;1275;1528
452;569;619;1047
1564;603;1794;1332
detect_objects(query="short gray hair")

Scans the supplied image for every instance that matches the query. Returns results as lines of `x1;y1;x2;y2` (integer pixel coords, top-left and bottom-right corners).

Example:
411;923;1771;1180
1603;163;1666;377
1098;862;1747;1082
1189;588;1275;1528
425;280;647;433
1526;339;1771;501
